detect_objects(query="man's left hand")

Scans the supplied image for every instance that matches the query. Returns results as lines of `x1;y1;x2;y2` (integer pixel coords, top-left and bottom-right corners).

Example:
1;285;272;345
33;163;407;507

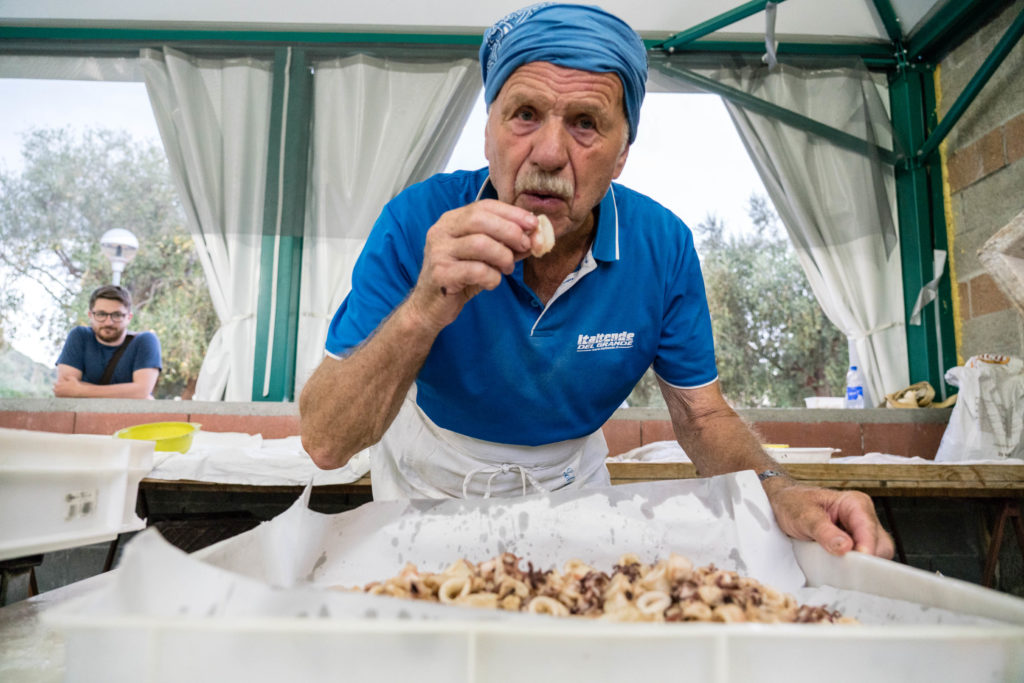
53;374;83;396
767;483;895;558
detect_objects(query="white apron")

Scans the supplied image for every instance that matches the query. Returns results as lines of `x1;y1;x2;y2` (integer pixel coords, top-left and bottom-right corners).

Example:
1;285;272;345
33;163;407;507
368;389;611;500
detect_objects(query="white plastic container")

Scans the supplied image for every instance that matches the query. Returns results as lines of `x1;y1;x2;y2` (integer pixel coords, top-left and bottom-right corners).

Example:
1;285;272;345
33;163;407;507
44;478;1024;683
48;541;1024;683
763;446;838;463
803;397;846;408
0;427;152;561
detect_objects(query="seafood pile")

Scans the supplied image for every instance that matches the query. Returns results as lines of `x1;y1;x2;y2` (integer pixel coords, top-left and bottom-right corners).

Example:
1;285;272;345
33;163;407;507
344;552;854;624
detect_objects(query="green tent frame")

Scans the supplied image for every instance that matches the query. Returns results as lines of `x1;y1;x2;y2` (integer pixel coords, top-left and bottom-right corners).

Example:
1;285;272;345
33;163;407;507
2;0;1020;401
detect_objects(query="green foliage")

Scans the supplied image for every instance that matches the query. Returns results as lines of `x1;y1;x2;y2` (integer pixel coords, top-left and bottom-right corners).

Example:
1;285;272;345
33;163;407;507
0;127;217;398
626;195;847;409
0;342;56;397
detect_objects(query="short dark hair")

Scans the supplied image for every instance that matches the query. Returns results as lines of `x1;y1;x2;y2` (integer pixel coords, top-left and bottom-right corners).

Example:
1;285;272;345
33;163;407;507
89;284;132;311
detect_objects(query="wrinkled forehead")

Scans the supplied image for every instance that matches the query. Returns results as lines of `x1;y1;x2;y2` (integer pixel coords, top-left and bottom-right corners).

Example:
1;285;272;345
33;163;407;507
498;61;624;105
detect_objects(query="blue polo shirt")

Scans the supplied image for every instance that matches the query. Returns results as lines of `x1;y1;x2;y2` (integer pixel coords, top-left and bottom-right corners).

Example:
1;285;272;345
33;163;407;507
325;168;717;446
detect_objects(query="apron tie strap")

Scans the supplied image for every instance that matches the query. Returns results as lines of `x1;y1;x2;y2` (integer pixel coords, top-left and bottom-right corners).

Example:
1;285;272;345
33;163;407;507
462;462;552;499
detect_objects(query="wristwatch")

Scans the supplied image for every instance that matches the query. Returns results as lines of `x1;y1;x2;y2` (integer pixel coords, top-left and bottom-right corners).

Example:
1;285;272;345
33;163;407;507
757;469;785;482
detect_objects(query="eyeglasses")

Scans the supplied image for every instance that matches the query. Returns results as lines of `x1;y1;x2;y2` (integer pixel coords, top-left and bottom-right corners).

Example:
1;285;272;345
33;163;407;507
91;311;127;322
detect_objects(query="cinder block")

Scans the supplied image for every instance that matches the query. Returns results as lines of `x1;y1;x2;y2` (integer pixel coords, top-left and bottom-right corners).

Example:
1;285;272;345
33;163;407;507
979;127;1007;177
953;218;989;279
961;309;1024;359
946;143;982;192
1005;114;1024;164
957;280;971;320
971;273;1014;317
943;2;1024;148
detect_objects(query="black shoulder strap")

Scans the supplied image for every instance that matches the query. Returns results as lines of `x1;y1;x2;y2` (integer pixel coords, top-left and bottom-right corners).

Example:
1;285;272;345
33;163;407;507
99;334;136;386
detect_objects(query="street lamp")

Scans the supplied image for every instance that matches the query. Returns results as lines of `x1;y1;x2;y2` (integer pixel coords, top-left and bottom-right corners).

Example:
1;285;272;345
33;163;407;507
99;229;139;286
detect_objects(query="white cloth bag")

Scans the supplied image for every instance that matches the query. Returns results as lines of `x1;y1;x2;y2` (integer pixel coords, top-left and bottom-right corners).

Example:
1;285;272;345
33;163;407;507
934;355;1024;462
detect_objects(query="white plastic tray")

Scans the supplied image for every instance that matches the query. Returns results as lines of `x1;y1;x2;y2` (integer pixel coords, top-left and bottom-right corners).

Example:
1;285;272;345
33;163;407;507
45;478;1024;683
49;540;1024;683
0;427;152;560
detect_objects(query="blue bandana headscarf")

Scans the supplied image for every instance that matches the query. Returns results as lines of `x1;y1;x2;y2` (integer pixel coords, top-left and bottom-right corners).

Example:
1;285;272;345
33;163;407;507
480;3;648;143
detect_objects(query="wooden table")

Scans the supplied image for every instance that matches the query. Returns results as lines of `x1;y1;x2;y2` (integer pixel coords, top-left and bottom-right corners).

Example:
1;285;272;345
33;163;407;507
607;462;1024;497
140;462;1024;498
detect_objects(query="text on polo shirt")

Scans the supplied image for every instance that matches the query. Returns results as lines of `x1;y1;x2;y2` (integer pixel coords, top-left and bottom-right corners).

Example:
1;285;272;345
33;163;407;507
577;331;635;352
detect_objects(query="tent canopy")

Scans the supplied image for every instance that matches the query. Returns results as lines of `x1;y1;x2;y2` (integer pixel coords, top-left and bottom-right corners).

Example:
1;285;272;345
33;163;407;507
0;0;1004;60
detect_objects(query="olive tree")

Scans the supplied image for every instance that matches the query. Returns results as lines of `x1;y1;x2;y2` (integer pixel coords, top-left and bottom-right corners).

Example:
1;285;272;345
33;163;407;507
626;195;846;409
0;127;217;398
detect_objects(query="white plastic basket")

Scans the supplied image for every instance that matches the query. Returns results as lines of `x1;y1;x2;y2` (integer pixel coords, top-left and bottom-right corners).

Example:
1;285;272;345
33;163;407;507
49;543;1024;683
0;427;152;560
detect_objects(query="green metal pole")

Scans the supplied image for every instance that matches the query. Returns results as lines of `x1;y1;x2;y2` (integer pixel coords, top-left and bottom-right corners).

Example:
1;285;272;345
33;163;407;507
922;71;958;396
252;47;312;402
916;5;1024;162
659;64;899;165
869;0;904;43
908;0;1001;61
890;66;948;390
657;0;789;52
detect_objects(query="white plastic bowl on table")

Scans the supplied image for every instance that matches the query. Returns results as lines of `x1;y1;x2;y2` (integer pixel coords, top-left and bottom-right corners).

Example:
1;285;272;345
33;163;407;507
803;396;847;409
0;427;152;561
763;446;838;463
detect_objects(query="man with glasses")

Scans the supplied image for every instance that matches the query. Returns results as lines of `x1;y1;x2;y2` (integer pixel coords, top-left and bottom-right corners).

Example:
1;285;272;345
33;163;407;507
54;284;162;399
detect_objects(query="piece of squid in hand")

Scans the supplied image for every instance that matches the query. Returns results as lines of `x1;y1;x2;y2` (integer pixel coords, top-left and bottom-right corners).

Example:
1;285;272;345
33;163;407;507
531;214;555;257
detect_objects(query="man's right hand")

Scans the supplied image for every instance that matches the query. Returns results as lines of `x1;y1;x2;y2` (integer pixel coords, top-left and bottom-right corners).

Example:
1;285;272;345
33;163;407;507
407;199;539;331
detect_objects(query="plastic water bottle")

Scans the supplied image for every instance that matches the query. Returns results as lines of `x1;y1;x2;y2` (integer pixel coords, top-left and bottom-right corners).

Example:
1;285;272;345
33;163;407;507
845;365;865;409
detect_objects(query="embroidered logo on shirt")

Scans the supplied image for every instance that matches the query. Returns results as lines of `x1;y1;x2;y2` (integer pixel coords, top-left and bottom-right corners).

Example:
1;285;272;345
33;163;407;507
577;331;635;352
562;466;576;484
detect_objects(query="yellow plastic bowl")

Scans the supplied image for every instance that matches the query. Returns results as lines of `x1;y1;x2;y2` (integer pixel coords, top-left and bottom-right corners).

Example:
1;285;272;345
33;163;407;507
115;421;201;453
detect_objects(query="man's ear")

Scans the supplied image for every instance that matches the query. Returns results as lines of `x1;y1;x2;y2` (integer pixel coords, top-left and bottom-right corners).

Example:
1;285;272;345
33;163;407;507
612;142;630;179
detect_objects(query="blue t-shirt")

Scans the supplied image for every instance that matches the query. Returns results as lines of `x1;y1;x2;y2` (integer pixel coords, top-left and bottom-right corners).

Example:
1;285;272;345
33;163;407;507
325;168;717;445
56;327;163;385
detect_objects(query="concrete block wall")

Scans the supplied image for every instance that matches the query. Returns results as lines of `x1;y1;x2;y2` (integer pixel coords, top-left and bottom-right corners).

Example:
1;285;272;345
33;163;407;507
940;0;1024;359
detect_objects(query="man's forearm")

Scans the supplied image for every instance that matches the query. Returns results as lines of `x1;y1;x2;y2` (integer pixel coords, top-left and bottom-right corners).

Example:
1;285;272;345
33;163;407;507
58;380;154;399
659;378;788;481
300;300;441;469
674;409;780;476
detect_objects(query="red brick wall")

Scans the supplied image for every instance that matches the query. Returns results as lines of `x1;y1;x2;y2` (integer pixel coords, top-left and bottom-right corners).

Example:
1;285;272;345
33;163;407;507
0;410;946;460
600;418;946;459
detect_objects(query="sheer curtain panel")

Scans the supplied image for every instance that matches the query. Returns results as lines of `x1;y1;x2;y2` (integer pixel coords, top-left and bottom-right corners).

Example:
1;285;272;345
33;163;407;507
141;48;273;401
655;59;908;405
295;54;480;392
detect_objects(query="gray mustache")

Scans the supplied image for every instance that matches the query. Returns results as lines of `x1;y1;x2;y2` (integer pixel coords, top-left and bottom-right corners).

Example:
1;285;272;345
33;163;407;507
515;171;573;200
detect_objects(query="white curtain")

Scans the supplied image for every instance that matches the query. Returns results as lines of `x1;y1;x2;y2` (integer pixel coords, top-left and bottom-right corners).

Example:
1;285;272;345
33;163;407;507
140;48;273;401
655;59;908;405
294;54;480;393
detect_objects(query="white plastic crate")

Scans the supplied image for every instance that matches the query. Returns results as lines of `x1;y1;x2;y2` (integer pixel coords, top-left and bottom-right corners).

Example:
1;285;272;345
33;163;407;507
45;478;1024;683
0;427;152;561
48;540;1024;683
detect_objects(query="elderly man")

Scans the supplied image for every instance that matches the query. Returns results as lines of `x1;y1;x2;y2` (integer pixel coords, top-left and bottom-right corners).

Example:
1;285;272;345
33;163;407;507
301;3;894;559
54;284;162;399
